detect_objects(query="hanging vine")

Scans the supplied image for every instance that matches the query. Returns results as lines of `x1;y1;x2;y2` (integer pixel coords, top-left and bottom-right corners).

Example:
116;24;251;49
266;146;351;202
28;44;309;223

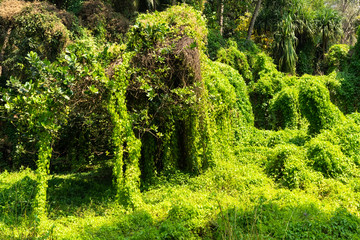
2;51;71;232
108;52;142;208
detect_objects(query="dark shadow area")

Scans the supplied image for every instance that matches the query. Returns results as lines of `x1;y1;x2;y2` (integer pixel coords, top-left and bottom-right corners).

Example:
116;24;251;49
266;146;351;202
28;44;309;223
47;167;115;217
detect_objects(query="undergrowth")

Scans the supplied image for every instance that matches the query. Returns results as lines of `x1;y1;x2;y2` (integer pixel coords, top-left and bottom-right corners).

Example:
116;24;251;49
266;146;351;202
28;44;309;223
1;2;360;240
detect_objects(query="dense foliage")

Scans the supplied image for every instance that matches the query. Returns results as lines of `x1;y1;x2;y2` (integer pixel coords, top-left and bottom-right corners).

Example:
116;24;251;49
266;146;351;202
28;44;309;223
1;0;360;239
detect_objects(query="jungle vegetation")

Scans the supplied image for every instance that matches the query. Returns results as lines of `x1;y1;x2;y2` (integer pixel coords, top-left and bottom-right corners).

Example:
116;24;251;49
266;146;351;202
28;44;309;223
1;0;360;239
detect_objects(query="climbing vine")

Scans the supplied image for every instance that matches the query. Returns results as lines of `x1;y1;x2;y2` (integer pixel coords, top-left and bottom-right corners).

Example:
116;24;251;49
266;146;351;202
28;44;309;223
0;4;255;221
2;51;71;231
108;52;142;208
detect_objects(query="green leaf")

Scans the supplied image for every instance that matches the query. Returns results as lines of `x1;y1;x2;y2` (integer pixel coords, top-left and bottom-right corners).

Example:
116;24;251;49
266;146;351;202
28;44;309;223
88;85;99;94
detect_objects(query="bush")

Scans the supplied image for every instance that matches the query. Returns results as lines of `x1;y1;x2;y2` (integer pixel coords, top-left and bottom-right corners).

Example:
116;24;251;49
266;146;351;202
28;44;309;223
252;52;278;81
0;1;71;80
206;61;253;127
335;70;360;114
269;87;300;130
217;40;252;83
299;76;345;135
317;118;360;166
306;139;353;178
325;44;350;73
78;0;129;42
266;144;315;189
124;5;210;177
249;70;285;129
242;128;308;148
201;60;254;165
247;53;299;130
207;28;226;60
1;35;113;171
347;112;360;125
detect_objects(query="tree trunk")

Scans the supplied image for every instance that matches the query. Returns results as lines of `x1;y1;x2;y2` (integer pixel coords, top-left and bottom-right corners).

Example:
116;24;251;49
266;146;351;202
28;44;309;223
247;0;262;40
219;0;224;36
0;26;12;77
323;26;326;58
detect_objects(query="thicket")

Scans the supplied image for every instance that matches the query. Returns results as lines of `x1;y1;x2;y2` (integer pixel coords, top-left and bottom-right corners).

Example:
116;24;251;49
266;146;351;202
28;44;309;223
269;87;300;130
0;2;255;234
0;0;72;81
1;0;360;239
256;0;343;75
77;0;129;42
298;76;345;135
216;40;252;83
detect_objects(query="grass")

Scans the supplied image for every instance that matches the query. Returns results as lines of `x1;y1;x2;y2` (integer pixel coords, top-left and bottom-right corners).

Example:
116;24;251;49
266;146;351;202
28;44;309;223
1;138;360;239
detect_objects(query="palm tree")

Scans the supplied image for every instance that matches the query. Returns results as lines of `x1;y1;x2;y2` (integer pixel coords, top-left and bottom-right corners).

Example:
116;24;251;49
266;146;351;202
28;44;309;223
315;7;342;58
273;14;298;74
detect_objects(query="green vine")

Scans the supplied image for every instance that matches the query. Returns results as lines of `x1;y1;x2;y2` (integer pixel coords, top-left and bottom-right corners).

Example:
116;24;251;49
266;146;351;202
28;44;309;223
33;132;52;228
108;52;142;208
2;51;71;232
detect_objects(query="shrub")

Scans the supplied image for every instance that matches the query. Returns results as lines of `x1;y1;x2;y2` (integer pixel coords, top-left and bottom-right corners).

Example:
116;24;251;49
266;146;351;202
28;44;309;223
252;52;278;81
325;44;350;73
265;144;314;189
335;70;360;114
78;0;129;42
247;53;297;130
206;61;253;127
52;37;113;172
125;5;209;177
306;139;353;178
299;76;345;135
269;87;300;130
1;35;113;171
243;128;309;148
207;28;226;60
235;37;261;55
347;112;360;125
317;118;360;166
0;1;71;80
249;71;285;129
217;40;253;83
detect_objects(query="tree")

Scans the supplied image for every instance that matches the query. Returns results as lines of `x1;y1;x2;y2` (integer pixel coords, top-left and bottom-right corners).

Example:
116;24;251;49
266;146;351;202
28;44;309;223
273;14;298;74
329;0;360;45
2;51;72;231
247;0;262;40
315;7;342;58
219;0;224;35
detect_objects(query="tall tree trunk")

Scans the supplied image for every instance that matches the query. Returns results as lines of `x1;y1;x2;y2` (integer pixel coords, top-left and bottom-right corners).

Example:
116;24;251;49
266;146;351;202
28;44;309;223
247;0;262;40
219;0;224;36
0;26;12;77
323;26;326;59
